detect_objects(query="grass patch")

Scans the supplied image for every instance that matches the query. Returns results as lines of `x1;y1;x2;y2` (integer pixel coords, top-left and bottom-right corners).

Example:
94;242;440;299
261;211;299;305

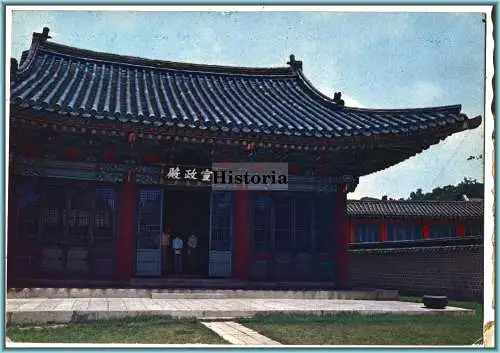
238;299;483;346
7;316;226;344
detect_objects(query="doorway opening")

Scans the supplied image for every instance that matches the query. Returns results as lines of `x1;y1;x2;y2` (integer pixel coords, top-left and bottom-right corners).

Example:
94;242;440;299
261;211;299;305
163;187;211;277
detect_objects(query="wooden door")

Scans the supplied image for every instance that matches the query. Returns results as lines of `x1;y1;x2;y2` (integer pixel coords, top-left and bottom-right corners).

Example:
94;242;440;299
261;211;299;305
135;188;163;276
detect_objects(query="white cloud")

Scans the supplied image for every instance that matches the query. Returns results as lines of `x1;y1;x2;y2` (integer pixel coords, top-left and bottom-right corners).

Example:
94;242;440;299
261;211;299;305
177;26;229;64
342;94;365;108
377;13;413;38
409;81;443;106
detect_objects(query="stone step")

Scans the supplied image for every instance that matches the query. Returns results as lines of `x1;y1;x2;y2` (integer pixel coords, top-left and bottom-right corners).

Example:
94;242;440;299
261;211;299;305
151;289;398;300
151;292;230;299
8;287;399;300
6;298;475;325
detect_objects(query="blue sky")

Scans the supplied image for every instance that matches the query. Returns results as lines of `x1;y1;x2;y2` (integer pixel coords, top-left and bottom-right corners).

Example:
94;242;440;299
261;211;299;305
9;9;486;199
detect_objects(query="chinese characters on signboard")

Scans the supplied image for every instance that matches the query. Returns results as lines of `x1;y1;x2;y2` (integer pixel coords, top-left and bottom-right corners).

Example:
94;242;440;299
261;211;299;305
161;163;289;191
163;166;213;183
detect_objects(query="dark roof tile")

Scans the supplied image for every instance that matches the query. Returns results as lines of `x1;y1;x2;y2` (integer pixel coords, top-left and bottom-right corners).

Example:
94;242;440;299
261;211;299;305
347;200;484;219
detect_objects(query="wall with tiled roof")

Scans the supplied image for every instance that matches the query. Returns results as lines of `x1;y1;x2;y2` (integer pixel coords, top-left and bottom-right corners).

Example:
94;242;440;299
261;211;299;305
347;200;483;220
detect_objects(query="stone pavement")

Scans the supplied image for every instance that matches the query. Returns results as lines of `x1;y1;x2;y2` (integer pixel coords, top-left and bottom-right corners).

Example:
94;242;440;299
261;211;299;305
201;321;281;345
7;298;473;325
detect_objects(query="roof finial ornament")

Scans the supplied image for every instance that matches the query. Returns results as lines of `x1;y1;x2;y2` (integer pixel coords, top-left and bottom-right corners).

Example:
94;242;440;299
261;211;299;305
10;58;18;82
287;54;303;71
333;92;345;106
41;27;52;41
10;58;18;73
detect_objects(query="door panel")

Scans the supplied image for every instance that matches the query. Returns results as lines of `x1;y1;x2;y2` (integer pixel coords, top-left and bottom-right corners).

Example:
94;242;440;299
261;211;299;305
208;192;233;277
19;180;118;278
249;192;336;281
90;187;117;275
135;189;163;276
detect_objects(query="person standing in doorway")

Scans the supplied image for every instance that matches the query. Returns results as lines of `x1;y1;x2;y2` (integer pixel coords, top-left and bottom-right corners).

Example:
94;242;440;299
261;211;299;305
172;234;184;274
187;234;198;274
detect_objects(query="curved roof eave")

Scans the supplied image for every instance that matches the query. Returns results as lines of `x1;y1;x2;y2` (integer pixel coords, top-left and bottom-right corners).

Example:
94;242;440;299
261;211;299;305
293;66;473;116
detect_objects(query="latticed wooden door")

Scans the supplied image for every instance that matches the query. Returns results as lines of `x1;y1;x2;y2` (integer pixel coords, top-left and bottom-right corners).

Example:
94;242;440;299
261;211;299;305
135;188;163;276
91;187;117;275
31;181;118;277
208;191;233;277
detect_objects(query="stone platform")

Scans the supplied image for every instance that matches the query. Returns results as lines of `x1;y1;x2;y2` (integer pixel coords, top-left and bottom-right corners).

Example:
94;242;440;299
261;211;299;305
7;298;473;325
8;287;398;301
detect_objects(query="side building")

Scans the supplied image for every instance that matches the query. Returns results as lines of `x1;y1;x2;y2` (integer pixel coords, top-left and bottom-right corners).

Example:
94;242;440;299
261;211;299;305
348;199;484;299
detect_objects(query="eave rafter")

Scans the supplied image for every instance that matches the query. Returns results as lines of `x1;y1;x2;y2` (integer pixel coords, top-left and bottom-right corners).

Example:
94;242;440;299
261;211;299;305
10;108;478;178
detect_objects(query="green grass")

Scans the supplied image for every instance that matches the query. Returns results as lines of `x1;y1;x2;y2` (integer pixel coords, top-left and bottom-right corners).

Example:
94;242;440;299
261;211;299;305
238;298;483;346
7;316;226;344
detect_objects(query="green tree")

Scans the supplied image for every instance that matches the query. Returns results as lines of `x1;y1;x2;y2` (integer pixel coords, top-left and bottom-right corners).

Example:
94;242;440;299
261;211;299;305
407;178;484;201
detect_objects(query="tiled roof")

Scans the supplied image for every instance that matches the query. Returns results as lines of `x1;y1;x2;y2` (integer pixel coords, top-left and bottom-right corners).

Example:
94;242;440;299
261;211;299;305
347;200;484;219
10;29;481;139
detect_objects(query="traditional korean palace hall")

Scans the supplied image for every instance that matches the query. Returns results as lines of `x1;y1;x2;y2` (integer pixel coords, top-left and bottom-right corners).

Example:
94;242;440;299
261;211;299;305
8;28;482;287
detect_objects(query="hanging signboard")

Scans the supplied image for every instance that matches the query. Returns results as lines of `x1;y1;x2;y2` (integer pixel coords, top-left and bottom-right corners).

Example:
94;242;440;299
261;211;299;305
162;166;213;185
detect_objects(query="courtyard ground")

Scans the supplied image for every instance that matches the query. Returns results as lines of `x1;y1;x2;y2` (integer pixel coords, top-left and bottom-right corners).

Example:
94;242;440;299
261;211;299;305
6;297;482;346
238;298;483;345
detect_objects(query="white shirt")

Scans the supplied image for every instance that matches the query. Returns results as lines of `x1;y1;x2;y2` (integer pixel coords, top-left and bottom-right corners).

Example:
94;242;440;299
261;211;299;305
188;235;198;249
172;237;183;250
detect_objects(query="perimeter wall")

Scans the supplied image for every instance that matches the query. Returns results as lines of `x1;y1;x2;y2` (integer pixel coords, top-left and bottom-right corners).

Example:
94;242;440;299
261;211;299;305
348;244;483;300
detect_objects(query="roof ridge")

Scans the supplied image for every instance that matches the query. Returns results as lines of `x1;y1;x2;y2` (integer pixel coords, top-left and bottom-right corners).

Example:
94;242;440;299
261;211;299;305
39;39;295;77
12;28;296;77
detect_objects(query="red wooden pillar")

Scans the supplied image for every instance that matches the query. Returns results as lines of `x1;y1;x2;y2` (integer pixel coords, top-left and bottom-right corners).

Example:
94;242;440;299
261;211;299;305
457;223;465;238
334;190;349;287
116;171;137;281
379;220;387;242
422;221;430;240
349;219;355;243
233;188;251;279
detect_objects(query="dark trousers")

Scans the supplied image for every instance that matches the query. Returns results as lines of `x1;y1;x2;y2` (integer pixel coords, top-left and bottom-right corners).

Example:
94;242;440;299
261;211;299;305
162;248;169;275
187;249;197;273
174;253;182;274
